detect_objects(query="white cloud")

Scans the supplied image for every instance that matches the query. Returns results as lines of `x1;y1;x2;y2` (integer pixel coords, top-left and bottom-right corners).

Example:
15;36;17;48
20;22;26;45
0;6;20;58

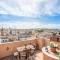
0;22;40;29
0;0;60;16
0;0;60;29
40;24;60;29
37;0;59;16
0;0;38;17
0;22;60;29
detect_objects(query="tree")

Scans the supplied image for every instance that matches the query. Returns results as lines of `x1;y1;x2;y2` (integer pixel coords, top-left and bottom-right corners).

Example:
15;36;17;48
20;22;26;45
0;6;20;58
35;29;44;33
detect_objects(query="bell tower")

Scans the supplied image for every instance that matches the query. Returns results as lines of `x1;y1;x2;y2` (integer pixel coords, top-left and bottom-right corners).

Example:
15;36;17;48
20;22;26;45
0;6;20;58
1;27;4;36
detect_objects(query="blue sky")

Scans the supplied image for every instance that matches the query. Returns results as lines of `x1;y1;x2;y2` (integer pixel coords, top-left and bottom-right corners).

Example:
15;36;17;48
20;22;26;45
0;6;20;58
0;0;60;29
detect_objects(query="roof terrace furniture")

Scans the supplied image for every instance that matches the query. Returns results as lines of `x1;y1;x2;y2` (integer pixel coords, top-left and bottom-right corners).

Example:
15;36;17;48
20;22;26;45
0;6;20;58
14;52;19;60
17;44;35;59
17;45;35;52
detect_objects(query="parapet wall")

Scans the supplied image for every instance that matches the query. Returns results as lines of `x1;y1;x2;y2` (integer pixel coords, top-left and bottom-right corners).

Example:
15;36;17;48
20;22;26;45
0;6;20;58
0;38;48;58
0;39;36;58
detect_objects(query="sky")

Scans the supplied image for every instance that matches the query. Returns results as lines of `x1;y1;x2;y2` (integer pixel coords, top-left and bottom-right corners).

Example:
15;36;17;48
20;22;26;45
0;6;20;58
0;0;60;29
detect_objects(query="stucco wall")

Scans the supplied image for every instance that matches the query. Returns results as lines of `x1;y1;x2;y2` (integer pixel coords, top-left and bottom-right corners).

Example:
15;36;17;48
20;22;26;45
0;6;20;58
43;53;56;60
0;38;46;58
0;40;36;58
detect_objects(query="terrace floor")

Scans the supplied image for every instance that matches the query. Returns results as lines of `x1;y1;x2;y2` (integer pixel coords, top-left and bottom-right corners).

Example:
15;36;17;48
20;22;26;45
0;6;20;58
0;51;43;60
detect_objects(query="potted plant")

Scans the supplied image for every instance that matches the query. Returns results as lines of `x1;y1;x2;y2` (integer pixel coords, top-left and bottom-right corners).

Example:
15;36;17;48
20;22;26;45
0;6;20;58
50;42;58;53
56;50;60;60
58;52;60;60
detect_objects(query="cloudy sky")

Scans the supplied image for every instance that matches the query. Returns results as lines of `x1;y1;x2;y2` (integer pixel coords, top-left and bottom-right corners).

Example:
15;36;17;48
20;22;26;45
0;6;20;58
0;0;60;29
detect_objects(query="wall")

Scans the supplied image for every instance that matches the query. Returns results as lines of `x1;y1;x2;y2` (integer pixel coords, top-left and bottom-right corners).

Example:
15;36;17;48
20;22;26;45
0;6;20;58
43;53;56;60
0;38;47;59
37;38;45;50
0;39;36;58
